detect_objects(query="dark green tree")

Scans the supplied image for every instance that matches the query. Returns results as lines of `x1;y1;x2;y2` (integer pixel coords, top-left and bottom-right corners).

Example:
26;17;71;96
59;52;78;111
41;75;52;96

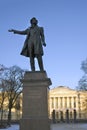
77;59;87;117
77;58;87;90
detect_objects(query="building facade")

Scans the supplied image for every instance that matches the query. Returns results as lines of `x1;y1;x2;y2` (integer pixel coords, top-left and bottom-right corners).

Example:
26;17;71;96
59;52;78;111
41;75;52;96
49;86;87;121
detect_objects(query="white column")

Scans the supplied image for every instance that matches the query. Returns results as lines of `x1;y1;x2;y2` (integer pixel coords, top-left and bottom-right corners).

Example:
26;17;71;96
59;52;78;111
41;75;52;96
58;97;60;110
76;96;78;110
50;97;52;109
49;97;52;118
57;97;58;109
76;96;79;118
67;97;69;109
54;97;55;109
51;97;54;109
72;97;74;109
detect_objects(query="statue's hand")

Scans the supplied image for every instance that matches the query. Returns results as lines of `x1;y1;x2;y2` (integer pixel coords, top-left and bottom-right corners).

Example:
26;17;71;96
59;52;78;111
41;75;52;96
8;29;15;33
43;43;46;47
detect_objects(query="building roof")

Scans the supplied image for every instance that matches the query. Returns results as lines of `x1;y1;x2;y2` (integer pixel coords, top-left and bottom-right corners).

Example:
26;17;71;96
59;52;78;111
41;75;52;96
49;86;77;96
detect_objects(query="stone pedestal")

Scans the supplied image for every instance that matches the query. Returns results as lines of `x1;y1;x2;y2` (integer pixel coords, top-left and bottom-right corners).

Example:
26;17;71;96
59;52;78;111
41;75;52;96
20;71;52;130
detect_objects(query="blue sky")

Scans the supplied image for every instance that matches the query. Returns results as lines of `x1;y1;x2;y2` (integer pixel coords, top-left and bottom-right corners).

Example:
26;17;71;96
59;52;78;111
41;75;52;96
0;0;87;89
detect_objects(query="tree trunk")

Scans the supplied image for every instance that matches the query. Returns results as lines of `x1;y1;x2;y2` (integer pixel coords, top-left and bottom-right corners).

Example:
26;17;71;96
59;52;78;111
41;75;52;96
7;105;12;126
0;97;4;125
0;109;4;125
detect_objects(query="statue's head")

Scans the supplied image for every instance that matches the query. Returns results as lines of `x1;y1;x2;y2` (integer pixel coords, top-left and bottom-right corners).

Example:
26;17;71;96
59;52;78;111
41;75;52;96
30;17;38;25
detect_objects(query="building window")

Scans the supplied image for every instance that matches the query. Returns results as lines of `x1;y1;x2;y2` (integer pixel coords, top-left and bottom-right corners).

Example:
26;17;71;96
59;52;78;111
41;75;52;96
74;97;76;108
65;97;67;108
60;97;63;108
55;97;58;108
51;97;54;108
69;97;72;108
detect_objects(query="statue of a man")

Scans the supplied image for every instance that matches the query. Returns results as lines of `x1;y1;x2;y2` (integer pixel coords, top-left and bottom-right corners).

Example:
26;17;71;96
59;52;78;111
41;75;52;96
8;17;46;71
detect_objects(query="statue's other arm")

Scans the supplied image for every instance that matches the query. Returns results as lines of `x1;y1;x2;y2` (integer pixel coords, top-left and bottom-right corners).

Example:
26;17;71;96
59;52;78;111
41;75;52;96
40;27;46;47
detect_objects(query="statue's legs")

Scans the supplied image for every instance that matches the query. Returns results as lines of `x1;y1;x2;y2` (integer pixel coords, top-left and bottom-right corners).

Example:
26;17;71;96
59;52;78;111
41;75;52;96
29;43;35;71
36;55;44;71
30;56;35;71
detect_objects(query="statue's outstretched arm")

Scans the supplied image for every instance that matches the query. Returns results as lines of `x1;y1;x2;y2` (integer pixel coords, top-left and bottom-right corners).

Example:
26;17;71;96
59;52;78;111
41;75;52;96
8;29;28;35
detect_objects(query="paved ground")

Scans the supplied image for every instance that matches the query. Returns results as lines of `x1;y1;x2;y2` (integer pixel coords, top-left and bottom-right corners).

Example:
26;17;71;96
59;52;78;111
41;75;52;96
51;123;87;130
0;123;87;130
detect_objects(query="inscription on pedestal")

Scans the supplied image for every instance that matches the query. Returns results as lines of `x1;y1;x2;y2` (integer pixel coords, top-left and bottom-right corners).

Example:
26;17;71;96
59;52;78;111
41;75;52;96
28;88;42;97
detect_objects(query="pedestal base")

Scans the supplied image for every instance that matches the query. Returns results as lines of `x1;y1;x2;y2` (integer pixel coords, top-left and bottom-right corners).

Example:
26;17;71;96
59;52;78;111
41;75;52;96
20;71;52;130
20;118;50;130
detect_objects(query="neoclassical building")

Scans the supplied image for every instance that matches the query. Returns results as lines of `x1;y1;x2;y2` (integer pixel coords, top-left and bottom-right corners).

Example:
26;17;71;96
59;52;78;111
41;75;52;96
49;86;87;121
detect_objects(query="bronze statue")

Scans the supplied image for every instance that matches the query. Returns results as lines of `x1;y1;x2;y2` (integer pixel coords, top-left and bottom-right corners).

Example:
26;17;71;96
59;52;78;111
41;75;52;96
8;17;46;71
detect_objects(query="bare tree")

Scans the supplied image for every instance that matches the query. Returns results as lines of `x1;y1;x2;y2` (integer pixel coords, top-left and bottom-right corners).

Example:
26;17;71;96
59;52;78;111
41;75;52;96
0;65;8;126
0;80;7;125
0;65;24;125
